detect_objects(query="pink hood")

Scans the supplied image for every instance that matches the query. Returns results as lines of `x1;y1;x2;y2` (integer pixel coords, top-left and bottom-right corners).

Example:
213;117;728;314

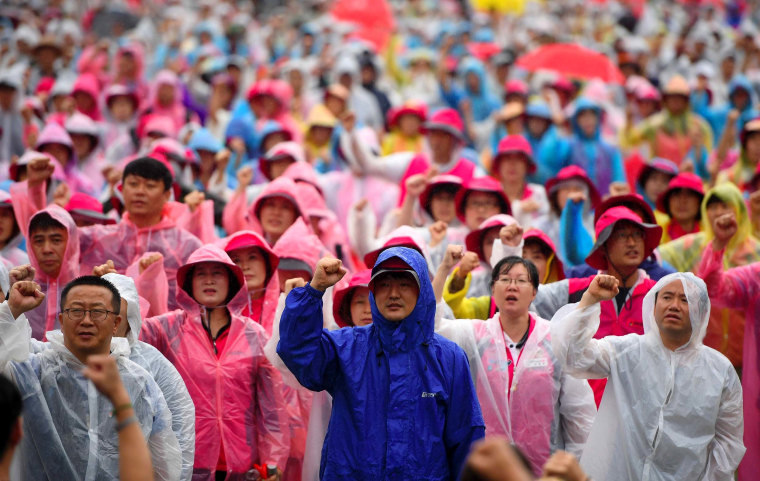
175;244;248;315
72;73;103;121
147;70;188;132
36;122;76;166
249;177;310;240
272;218;328;275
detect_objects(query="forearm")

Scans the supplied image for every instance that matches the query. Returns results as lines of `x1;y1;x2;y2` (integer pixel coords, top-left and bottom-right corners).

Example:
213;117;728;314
111;389;155;481
549;303;611;378
0;302;32;367
396;194;417;228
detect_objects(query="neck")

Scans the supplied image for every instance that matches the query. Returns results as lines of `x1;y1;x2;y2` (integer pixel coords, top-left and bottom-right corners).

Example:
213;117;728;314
249;288;265;300
501;179;525;202
0;448;13;481
675;218;695;233
499;310;530;341
660;332;690;351
606;264;639;288
204;306;230;337
265;232;281;245
128;211;162;229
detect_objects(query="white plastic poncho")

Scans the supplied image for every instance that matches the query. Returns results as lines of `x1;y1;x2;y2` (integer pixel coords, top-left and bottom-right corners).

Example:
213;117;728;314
103;273;196;481
0;302;182;481
550;272;745;481
435;308;596;476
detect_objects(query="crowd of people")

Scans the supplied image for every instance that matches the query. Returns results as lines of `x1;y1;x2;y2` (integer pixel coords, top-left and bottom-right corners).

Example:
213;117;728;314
0;0;759;480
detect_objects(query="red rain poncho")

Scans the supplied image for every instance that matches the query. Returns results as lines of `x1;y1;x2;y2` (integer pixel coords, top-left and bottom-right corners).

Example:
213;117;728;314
140;244;290;477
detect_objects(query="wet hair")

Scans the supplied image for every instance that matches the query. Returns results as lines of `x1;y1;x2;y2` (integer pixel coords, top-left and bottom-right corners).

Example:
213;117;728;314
705;192;727;208
524;237;552;258
460;441;534;481
28;212;65;236
490;256;539;290
0;374;21;456
122;157;173;191
60;275;121;313
183;264;242;305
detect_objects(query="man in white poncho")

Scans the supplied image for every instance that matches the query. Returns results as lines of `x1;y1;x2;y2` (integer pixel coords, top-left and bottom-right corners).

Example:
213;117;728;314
551;272;745;480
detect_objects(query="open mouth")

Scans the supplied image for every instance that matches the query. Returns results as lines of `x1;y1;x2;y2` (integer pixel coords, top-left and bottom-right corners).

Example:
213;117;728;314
203;288;217;295
505;295;519;302
664;314;680;322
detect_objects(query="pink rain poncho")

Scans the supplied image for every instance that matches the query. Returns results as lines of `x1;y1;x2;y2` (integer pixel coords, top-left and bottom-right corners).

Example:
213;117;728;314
71;72;103;121
435;312;596;475
223;176;309;242
697;244;760;481
139;244;290;478
221;230;281;335
0;191;29;269
145;70;195;133
35;122;100;197
25;205;81;340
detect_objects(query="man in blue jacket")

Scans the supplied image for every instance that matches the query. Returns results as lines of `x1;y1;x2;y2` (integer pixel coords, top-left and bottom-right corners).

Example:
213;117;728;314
278;247;485;480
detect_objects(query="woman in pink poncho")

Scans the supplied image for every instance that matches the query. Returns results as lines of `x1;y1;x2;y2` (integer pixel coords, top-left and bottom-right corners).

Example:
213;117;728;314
143;70;198;134
140;244;290;479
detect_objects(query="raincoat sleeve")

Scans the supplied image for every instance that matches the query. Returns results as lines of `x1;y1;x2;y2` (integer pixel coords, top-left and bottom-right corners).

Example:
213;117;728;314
705;366;746;480
175;199;218;244
10;180;47;236
532;280;570;321
127;253;170;317
253;331;291;470
222;189;250;235
276;285;339;392
558;200;593;267
140;310;187;355
550;303;613;379
489;240;523;267
697;244;759;310
556;369;596;457
347;202;379;259
264;292;304;388
442;269;491;320
0;302;32;373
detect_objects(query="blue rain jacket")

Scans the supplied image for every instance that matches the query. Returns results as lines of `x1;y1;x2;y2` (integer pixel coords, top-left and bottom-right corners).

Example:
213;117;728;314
278;247;485;480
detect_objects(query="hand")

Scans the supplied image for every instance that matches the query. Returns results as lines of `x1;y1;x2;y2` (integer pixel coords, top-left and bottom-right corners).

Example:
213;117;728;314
104;166;123;187
608;182;630;197
712;212;738;250
541;451;587;481
309;257;347;292
441;244;465;272
580;274;619;307
428;220;448;247
520;198;540;214
339;111;356;132
236;166;254;192
9;264;35;284
680;159;695;173
215;148;231;169
81;354;130;405
26;155;55;186
465;437;533;481
499;224;523;247
405;172;433;199
183;190;205;212
139;253;163;274
284;277;306;294
727;109;740;124
8;281;45;319
566;191;587;204
92;260;117;277
353;198;369;212
52;182;72;207
456;251;480;279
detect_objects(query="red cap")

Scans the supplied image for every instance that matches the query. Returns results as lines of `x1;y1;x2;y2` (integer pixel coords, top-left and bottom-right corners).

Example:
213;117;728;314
332;270;372;328
504;79;528;96
423;108;465;142
545;165;601;212
388;102;427;128
585;207;662;270
363;236;422;269
492;135;536;175
418;175;463;219
595;193;656;225
656;173;705;217
455;176;511;222
523;228;565;281
65;193;116;225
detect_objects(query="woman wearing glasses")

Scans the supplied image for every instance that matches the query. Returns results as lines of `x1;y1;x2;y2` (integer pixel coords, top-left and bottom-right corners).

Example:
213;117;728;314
433;247;596;477
140;244;289;481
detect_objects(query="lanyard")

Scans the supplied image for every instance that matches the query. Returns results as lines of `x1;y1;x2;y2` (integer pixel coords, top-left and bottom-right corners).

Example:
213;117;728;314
505;316;535;399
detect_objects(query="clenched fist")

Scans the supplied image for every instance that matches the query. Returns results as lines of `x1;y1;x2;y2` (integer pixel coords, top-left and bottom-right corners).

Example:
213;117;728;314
93;260;117;277
580;274;619;307
310;257;347;292
455;251;480;279
441;244;465;272
8;281;45;319
499;224;523;247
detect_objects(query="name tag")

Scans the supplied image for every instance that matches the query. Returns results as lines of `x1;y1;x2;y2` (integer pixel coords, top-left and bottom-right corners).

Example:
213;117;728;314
525;358;548;369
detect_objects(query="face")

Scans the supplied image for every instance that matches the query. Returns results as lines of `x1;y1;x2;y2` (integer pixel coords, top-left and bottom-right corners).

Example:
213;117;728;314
278;269;311;292
191;262;231;307
70;133;95;159
555;183;586;211
664;95;689;115
263;132;289;152
644;171;672;204
228;247;268;291
654;280;692;343
465;72;480;93
526;116;550;138
429;189;457;223
288;69;303;91
522;242;548;283
464;192;503;230
731;88;749;110
60;285;121;361
31;226;68;277
668;189;701;223
122;174;171;219
349;286;372;326
259;196;297;239
604;221;646;271
706;199;736;239
267;157;295;180
360;65;375;84
338;73;352;90
371;272;419;322
261;95;280;117
41;143;70;165
481;226;501;265
745;132;760;161
157;83;175;106
109;96;136;122
576;110;598;137
324;94;346;117
398;114;422;137
308;126;333;146
636;99;658;118
496;153;529;183
117;52;136;77
0;207;17;244
504;117;524;135
73;91;95;112
491;263;536;317
427;129;457;163
0;86;15;110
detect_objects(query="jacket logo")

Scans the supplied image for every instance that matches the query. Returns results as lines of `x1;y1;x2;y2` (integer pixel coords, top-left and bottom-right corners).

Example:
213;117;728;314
421;392;438;398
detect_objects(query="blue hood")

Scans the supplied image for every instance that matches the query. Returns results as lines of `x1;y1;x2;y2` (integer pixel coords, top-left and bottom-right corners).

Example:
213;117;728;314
188;127;222;154
370;247;435;352
571;97;602;140
256;120;290;151
728;74;757;112
460;57;500;121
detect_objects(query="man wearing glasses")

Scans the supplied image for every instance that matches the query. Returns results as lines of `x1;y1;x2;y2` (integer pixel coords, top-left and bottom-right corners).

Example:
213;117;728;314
0;275;182;480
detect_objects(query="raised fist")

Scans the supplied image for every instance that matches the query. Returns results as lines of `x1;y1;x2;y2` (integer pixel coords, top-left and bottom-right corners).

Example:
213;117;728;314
428;220;448;247
26;154;55;186
499;224;523;247
441;244;465;271
456;251;480;279
183;190;206;213
584;274;619;304
8;281;45;319
93;260;117;277
139;253;163;274
310;257;347;292
284;277;306;294
9;264;35;285
236;166;254;191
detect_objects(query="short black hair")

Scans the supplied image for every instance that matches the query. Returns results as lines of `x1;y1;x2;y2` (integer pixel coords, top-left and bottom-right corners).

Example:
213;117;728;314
28;212;65;236
60;276;121;313
490;256;540;290
0;374;21;456
122;157;173;191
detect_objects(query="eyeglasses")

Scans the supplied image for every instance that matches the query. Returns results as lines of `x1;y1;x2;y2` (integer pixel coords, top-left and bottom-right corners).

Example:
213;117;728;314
611;229;645;242
62;308;115;322
495;277;531;287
